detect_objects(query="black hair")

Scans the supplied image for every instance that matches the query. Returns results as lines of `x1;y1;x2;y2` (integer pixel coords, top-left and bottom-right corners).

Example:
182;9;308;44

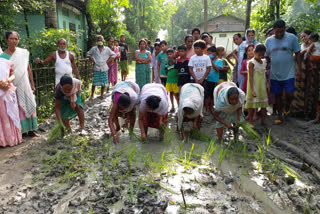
286;26;297;36
207;46;217;53
146;95;161;110
246;29;255;36
120;34;125;38
302;30;313;35
273;19;286;29
5;31;20;40
227;87;239;98
201;34;209;40
160;40;167;46
192;27;200;35
139;39;147;47
178;44;187;51
254;44;267;53
265;28;274;37
173;46;176;50
118;93;130;108
184;35;193;42
183;107;194;114
154;42;160;47
156;38;161;41
147;40;151;45
209;34;213;39
233;33;241;38
243;44;255;60
309;33;319;42
107;37;114;42
114;39;120;43
193;40;206;49
166;49;174;54
60;75;73;86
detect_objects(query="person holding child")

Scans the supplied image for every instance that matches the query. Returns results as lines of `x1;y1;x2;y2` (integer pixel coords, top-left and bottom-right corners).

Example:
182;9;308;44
165;49;179;112
135;39;152;90
245;44;269;125
216;46;230;84
177;83;204;140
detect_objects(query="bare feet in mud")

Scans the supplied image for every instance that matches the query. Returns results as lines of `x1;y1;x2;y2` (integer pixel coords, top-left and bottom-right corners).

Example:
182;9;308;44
26;131;39;137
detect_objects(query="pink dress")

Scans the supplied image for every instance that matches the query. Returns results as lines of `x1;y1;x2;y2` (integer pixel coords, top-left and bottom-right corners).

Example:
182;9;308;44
108;46;120;86
0;60;22;147
240;59;248;93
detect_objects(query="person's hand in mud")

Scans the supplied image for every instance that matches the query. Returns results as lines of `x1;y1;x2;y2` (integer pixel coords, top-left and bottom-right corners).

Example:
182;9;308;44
113;134;119;144
70;102;76;109
141;133;147;142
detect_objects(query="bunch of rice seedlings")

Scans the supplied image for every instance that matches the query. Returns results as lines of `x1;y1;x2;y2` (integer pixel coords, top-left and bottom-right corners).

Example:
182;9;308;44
128;129;144;143
48;121;66;143
189;129;212;142
236;122;260;140
161;124;176;144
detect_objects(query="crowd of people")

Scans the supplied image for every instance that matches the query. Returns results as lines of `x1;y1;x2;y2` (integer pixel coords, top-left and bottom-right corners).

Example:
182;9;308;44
1;19;319;147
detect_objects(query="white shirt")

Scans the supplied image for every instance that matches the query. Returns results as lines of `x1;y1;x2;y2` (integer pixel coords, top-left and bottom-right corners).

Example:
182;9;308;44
188;54;212;80
313;42;320;57
87;46;116;72
55;51;73;85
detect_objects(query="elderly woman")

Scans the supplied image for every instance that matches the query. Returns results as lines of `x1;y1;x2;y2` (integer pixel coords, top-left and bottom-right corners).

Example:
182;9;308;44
0;57;22;147
0;31;38;137
108;81;140;143
213;82;245;141
139;83;168;141
55;75;85;133
135;39;152;90
177;83;204;140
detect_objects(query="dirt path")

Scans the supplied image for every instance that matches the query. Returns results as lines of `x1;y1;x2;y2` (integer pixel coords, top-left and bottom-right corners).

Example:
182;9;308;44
1;76;320;214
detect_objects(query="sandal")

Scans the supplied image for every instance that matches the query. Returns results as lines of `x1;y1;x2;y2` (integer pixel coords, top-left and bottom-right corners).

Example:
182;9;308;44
272;120;283;125
284;110;291;120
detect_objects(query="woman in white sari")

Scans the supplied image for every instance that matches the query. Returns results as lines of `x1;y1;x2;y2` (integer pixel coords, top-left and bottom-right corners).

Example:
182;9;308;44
0;57;22;147
0;31;38;136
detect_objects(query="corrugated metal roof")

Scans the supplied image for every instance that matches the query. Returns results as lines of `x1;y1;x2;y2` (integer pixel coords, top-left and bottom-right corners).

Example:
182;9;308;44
209;24;245;33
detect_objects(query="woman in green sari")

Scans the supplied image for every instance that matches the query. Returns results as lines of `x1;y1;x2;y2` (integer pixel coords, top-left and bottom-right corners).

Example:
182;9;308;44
55;75;85;133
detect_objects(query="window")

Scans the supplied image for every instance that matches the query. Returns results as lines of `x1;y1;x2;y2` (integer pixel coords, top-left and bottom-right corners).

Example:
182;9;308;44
62;8;69;17
219;34;227;38
63;21;66;29
69;23;76;32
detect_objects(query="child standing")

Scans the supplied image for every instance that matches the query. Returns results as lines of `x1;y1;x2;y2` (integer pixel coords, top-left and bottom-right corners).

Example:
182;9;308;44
240;44;255;93
157;40;169;86
175;45;190;91
245;44;269;125
216;46;230;84
165;49;179;112
188;40;211;99
207;46;222;114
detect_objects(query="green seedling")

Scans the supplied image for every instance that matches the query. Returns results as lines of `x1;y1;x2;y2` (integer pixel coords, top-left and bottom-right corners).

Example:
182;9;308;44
218;141;232;167
48;121;66;143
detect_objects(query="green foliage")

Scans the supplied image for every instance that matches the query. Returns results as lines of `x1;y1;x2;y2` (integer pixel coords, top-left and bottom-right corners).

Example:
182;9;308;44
124;0;177;44
218;141;232;167
48;121;66;143
24;28;81;63
189;129;212;142
0;0;50;47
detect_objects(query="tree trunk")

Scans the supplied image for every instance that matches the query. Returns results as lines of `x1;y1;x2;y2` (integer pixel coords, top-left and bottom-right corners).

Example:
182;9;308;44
45;0;57;28
84;0;96;52
245;0;252;30
204;0;208;32
269;0;275;22
275;0;280;20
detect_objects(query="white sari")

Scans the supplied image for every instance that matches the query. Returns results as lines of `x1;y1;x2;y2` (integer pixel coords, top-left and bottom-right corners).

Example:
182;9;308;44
0;58;20;129
10;48;37;118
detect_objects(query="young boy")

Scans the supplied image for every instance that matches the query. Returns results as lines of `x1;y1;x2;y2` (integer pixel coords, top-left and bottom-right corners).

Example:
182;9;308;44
216;46;230;84
119;35;129;81
207;46;223;113
165;49;179;112
157;40;169;86
175;45;190;92
188;40;212;107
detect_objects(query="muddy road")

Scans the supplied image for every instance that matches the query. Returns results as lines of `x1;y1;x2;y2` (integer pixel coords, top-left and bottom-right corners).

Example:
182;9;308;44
1;77;320;214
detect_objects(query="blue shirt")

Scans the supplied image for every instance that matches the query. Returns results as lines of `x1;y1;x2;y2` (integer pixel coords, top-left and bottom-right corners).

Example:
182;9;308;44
265;32;300;81
207;58;223;82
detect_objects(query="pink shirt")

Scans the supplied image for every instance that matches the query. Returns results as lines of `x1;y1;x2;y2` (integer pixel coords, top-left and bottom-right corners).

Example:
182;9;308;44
186;47;195;59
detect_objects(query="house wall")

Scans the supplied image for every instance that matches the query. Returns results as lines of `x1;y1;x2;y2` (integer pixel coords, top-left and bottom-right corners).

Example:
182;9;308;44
212;32;239;54
56;4;87;54
15;13;46;39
